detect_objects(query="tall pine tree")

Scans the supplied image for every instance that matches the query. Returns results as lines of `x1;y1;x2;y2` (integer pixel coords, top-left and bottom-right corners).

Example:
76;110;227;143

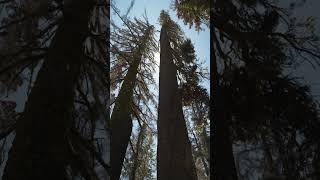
157;10;197;180
110;5;157;179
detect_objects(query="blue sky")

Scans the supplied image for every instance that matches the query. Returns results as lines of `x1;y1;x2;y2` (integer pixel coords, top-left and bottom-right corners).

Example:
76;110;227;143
112;0;210;90
111;1;210;178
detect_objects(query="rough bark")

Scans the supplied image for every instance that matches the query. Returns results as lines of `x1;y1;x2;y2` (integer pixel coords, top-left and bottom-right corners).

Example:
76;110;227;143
2;1;94;179
211;28;238;180
157;25;197;180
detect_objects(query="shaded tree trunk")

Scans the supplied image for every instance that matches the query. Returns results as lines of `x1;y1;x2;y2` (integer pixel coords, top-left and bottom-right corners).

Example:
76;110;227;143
2;1;94;179
211;29;238;180
110;53;141;180
157;25;197;180
110;25;153;179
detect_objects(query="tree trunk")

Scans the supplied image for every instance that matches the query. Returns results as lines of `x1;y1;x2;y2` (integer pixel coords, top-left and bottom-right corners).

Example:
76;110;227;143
110;25;153;179
2;1;93;179
129;123;146;180
191;128;209;177
110;53;141;180
201;123;210;163
157;25;197;180
211;29;238;180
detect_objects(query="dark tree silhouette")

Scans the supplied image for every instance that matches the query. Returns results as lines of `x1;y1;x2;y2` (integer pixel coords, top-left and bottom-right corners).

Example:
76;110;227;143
110;4;157;179
2;1;95;179
0;0;110;179
173;0;320;179
157;10;197;180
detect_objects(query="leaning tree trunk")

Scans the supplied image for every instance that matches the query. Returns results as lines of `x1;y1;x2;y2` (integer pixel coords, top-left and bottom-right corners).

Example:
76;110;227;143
111;25;153;180
211;29;238;180
157;25;197;180
110;52;141;180
2;1;94;179
129;123;146;180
